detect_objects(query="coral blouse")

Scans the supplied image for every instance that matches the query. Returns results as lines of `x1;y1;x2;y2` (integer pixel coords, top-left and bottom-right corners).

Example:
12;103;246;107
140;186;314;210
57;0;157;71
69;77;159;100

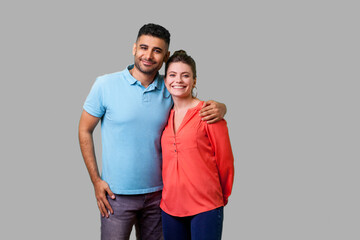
160;101;234;217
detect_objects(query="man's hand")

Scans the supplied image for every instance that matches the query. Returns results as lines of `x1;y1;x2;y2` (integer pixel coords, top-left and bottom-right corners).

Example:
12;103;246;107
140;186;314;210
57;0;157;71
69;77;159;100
79;110;115;217
94;179;115;218
199;100;227;124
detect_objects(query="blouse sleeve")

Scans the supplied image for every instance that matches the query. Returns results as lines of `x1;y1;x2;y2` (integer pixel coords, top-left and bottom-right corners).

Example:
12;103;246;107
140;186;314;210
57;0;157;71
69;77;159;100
205;120;235;205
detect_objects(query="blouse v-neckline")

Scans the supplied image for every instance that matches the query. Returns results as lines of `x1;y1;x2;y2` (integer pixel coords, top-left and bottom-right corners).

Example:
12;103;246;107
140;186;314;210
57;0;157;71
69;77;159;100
171;101;203;136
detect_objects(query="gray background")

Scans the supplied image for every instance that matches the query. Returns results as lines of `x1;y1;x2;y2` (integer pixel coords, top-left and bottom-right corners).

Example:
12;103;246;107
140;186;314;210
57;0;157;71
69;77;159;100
1;0;359;239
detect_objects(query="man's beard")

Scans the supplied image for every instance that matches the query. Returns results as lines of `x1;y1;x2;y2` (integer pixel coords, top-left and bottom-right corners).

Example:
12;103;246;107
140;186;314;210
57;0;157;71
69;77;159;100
134;59;159;75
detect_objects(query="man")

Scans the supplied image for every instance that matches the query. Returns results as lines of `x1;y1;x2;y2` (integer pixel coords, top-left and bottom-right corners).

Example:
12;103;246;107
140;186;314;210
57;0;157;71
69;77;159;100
78;23;226;240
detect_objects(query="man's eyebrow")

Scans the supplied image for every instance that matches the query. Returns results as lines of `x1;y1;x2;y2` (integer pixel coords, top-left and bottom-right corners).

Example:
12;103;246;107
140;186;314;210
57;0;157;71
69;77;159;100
139;44;163;51
153;47;163;52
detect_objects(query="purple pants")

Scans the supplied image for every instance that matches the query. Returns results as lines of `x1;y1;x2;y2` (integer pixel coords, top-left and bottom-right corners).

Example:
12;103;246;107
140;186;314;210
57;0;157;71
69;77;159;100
101;190;163;240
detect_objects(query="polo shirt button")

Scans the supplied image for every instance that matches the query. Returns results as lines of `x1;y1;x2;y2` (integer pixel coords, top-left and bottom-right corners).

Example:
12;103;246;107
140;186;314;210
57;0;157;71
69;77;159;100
175;150;177;152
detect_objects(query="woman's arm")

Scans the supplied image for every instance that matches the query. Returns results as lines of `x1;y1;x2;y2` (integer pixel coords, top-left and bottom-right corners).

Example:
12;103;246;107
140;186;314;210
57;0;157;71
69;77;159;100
206;120;234;205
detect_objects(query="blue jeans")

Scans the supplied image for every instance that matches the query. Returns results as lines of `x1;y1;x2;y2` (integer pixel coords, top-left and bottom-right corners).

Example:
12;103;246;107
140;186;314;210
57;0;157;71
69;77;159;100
101;191;163;240
161;207;224;240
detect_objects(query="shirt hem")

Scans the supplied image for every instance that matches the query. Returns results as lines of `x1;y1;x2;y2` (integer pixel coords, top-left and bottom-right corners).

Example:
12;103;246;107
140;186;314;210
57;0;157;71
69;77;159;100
160;203;224;217
111;186;163;195
83;106;103;118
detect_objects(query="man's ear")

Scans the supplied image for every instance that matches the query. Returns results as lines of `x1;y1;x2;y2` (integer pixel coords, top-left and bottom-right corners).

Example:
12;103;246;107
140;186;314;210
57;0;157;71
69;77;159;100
132;43;137;56
163;51;170;62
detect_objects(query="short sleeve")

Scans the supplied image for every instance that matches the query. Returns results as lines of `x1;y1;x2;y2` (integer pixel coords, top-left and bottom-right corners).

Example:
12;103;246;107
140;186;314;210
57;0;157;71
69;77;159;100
83;77;106;118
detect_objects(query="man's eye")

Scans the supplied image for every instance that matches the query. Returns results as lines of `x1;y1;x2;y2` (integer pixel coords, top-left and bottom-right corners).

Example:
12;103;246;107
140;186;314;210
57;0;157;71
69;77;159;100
154;49;161;53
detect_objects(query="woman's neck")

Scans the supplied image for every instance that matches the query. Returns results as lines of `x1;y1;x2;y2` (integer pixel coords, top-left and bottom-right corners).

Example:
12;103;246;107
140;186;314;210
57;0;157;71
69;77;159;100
172;96;200;112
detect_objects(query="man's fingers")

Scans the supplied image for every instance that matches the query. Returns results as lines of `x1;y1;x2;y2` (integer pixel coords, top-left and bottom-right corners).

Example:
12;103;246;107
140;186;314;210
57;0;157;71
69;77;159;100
206;117;219;124
94;180;114;217
103;197;114;215
201;113;217;122
200;105;220;116
199;108;216;116
199;101;213;113
105;187;116;200
199;109;210;116
97;200;107;218
202;100;212;108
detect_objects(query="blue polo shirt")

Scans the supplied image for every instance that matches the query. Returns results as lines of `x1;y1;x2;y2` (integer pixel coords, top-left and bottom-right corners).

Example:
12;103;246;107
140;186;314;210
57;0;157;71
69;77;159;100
83;65;173;194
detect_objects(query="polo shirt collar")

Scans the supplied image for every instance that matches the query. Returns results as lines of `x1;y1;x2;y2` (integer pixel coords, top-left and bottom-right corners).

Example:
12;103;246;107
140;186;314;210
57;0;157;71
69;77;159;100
125;65;138;85
152;74;163;90
125;65;163;91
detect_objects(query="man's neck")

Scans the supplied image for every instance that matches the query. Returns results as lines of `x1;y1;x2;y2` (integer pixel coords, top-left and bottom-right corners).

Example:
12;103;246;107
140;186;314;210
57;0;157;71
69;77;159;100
129;67;158;88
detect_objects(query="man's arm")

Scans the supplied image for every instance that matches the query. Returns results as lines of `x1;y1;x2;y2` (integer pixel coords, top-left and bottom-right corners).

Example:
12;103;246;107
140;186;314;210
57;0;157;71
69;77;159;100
199;100;227;124
78;110;115;218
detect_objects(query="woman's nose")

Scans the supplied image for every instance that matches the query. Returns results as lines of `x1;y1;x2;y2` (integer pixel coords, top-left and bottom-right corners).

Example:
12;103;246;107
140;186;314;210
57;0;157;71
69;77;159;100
175;76;183;82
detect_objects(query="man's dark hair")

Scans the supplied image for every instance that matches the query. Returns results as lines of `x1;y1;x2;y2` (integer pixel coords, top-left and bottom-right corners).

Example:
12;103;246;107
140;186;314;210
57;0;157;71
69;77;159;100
137;23;171;46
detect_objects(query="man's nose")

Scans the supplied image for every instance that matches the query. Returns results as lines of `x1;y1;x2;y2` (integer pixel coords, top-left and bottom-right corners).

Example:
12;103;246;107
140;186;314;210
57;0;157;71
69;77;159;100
145;50;153;60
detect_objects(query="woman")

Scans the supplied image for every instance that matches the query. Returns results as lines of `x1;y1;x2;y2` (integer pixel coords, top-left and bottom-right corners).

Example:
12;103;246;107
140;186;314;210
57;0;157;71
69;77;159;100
160;50;234;240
